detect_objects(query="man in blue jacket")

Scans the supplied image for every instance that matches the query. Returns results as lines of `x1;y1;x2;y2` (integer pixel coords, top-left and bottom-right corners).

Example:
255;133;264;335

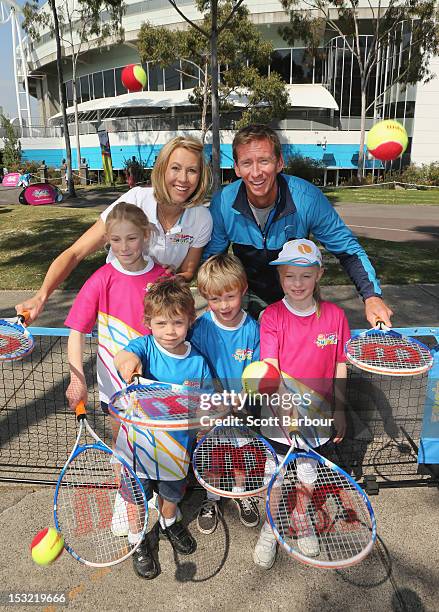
203;124;393;326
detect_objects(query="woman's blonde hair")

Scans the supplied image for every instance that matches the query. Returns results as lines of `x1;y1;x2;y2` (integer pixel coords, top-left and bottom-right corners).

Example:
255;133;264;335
105;202;151;239
151;136;211;209
144;277;196;326
197;254;248;298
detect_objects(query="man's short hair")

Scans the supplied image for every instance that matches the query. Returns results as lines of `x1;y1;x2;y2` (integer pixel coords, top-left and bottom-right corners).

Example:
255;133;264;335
232;124;282;163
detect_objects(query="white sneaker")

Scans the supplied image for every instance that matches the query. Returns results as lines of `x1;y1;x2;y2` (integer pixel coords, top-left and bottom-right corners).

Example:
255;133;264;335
253;522;277;569
111;491;129;537
291;510;320;557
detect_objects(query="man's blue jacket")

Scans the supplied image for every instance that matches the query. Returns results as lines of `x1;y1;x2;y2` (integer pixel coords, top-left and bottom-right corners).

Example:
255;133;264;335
203;174;381;304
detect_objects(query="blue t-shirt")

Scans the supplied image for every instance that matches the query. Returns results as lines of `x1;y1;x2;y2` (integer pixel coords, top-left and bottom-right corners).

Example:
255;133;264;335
125;335;214;392
116;335;214;481
189;310;260;392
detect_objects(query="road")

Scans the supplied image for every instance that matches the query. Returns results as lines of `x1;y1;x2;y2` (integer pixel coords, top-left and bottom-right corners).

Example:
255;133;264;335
1;186;438;242
334;203;439;242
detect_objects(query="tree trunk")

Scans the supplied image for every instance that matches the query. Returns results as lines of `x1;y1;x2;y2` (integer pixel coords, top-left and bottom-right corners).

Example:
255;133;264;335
72;59;82;177
50;0;76;197
357;85;367;182
201;58;209;143
210;0;221;192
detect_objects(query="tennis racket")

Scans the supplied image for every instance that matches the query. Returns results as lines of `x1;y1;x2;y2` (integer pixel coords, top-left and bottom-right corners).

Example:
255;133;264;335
265;404;376;569
108;377;230;430
54;402;148;567
345;322;433;376
0;312;34;361
193;425;278;498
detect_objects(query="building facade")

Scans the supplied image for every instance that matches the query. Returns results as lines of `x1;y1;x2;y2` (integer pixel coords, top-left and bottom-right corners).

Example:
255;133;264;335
3;0;438;184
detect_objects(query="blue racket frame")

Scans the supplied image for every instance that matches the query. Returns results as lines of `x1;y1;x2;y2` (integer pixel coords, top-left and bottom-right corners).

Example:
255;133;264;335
266;445;377;569
53;416;148;567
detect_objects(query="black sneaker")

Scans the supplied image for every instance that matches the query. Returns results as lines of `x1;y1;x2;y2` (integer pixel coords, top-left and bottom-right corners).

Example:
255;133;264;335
159;520;197;555
233;497;260;527
197;499;220;534
132;538;159;580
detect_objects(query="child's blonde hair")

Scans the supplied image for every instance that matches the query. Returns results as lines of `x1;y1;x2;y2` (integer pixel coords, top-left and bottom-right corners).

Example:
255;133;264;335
278;266;322;317
144;277;196;325
151;136;211;209
197;254;248;298
105;202;151;239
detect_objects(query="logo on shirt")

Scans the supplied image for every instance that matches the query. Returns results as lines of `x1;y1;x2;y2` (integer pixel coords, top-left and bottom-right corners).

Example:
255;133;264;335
233;348;254;362
170;233;194;245
315;333;338;349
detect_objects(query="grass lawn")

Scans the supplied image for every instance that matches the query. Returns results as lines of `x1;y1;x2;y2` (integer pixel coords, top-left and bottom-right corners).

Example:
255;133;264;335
0;205;105;290
0;203;437;290
324;187;439;205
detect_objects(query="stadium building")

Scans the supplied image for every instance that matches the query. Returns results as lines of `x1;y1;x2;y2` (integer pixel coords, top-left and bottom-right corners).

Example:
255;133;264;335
2;0;439;184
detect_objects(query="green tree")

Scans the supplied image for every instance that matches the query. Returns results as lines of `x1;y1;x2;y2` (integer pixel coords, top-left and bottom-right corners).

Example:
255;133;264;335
0;115;22;170
23;0;126;196
138;1;289;190
280;0;439;180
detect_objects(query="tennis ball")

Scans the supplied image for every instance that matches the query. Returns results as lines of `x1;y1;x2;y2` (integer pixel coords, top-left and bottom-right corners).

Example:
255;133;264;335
121;64;147;92
31;528;64;566
242;360;280;396
366;119;408;162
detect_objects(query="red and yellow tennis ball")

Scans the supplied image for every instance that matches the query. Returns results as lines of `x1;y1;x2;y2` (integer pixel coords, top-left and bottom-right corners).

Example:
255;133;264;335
242;360;281;395
121;64;147;92
366;119;408;161
31;528;64;566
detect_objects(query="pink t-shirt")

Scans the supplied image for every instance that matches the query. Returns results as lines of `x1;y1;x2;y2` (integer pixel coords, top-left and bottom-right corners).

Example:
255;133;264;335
260;299;350;446
261;299;350;382
65;258;167;402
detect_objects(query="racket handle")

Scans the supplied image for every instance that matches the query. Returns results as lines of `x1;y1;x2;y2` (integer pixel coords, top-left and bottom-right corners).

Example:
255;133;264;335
75;401;87;421
17;310;30;325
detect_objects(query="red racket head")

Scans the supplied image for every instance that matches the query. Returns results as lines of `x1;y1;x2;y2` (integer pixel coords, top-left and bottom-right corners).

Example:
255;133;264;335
345;327;433;375
0;313;34;361
109;382;229;430
193;425;278;497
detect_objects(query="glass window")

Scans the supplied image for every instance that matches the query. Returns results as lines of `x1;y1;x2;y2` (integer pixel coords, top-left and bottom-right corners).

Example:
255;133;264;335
271;49;291;84
292;49;313;83
182;60;200;89
148;64;163;91
164;63;180;90
93;72;104;99
80;75;90;103
65;80;73;107
103;69;115;98
115;67;125;96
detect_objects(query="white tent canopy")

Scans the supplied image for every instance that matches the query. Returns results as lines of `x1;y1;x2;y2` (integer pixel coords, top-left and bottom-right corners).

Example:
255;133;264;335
49;83;338;122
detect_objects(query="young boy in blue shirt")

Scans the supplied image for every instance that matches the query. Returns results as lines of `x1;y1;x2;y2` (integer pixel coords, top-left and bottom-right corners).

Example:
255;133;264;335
114;277;214;579
190;254;261;534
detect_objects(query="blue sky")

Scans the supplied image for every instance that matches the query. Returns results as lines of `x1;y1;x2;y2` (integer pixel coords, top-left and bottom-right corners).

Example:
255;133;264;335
0;0;39;121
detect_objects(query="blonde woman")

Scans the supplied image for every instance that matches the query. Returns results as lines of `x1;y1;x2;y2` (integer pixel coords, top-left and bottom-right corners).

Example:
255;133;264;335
17;136;213;322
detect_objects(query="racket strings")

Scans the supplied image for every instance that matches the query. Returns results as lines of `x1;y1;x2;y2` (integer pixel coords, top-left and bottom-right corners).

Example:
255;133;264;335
111;385;202;425
194;427;277;496
347;333;432;372
268;460;374;566
0;323;33;360
56;448;145;565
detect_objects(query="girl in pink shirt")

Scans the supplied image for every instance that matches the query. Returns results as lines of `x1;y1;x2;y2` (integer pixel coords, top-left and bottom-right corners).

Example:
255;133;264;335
254;238;350;569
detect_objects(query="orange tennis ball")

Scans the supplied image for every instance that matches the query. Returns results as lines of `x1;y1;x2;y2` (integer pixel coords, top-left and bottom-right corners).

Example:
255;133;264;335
242;360;280;395
366;119;408;161
31;528;64;566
